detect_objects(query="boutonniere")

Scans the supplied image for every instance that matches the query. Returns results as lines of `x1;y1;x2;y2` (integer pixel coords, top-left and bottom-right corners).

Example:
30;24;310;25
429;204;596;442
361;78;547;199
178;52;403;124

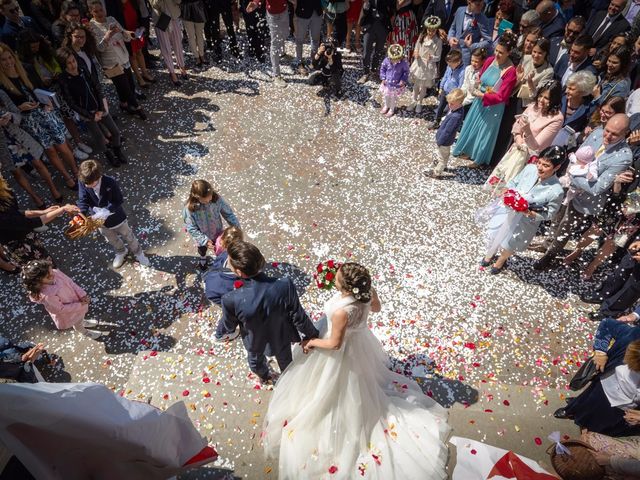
233;280;244;289
472;18;478;28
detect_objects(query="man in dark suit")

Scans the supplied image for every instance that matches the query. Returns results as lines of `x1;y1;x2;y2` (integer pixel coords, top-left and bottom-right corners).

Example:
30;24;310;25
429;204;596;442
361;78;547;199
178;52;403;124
585;0;630;53
358;0;395;83
548;15;586;66
536;0;565;38
554;34;597;86
221;241;320;383
447;0;492;66
421;0;466;80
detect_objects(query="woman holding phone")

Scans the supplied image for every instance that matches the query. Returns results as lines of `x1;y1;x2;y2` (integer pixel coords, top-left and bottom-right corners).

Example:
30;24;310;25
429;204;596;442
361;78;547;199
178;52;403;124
87;0;146;120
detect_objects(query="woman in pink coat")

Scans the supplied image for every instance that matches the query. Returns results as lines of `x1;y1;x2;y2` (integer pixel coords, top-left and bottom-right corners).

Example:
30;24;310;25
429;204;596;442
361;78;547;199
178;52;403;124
486;80;565;193
21;260;109;340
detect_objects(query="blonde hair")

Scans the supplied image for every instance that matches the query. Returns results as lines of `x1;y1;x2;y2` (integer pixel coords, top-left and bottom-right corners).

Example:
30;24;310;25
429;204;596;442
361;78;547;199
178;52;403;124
219;226;243;250
624;340;640;372
446;88;465;104
0;43;34;96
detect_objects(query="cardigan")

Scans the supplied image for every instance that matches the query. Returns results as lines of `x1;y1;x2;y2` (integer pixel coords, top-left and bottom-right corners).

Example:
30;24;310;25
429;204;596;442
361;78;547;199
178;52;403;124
90;17;130;69
479;56;517;107
516;55;554;105
512;103;564;155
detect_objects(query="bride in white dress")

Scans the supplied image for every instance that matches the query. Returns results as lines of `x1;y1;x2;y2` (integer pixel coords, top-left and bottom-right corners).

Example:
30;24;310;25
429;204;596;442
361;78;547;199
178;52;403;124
262;262;450;479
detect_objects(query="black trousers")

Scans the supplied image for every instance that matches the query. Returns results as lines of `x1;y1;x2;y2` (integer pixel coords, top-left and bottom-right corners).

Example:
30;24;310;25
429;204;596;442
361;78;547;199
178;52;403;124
308;71;342;95
362;19;387;74
541;203;593;261
598;252;640;315
240;0;269;59
331;11;347;46
205;0;239;53
247;343;292;379
110;67;139;109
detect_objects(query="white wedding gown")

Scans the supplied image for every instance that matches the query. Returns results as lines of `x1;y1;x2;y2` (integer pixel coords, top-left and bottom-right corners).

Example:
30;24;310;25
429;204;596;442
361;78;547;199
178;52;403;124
263;294;450;479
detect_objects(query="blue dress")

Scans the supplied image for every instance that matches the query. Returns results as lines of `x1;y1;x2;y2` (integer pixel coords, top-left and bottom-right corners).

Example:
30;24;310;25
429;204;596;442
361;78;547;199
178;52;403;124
453;64;505;166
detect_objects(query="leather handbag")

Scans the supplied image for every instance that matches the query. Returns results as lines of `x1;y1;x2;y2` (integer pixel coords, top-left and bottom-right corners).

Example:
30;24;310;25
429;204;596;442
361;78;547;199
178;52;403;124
155;12;172;32
181;0;207;23
103;64;124;79
569;356;598;391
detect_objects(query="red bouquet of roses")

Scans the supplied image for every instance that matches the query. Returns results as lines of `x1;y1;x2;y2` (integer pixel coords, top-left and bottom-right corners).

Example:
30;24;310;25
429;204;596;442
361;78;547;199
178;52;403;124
314;260;341;290
503;189;529;212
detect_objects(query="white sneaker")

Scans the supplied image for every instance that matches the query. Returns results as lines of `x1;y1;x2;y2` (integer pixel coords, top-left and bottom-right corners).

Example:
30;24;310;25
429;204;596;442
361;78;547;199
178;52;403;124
77;142;93;154
415;104;423;113
112;252;127;269
85;329;109;340
83;318;99;327
73;147;89;160
274;76;287;88
135;252;150;266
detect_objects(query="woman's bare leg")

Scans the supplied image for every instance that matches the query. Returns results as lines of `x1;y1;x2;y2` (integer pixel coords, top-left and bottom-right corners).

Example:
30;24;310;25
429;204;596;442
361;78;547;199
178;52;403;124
31;158;62;199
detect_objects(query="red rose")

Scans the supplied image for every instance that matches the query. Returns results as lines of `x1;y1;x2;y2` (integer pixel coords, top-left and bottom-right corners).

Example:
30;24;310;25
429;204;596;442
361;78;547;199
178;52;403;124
325;272;335;281
328;466;338;474
317;264;324;273
233;280;244;289
327;259;335;269
317;282;324;289
503;189;529;213
472;19;478;28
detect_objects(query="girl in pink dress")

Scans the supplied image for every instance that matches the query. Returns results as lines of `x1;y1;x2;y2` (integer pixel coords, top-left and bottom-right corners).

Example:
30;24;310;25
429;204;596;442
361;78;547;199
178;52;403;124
22;260;109;340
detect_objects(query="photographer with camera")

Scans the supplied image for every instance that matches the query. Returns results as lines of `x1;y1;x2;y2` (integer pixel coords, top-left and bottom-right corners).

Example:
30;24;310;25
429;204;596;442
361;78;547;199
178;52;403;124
308;39;344;97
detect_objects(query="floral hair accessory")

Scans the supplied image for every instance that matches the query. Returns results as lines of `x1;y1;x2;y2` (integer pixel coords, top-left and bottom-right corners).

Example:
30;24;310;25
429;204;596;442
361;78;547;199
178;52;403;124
387;44;404;60
314;260;341;290
424;16;441;30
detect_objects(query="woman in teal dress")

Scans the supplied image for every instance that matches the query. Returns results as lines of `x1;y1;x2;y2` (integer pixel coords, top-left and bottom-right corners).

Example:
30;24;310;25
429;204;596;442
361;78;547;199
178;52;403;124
453;34;518;167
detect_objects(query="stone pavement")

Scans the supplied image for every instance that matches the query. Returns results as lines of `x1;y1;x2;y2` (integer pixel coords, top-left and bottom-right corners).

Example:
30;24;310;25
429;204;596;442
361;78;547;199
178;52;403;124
0;44;593;478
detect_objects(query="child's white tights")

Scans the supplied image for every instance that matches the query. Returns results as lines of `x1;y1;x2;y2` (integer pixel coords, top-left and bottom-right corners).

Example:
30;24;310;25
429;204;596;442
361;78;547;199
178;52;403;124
384;95;397;112
413;84;427;104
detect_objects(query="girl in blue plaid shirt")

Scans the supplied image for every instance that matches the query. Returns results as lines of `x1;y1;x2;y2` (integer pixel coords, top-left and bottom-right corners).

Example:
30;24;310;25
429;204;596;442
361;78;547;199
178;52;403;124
182;179;240;271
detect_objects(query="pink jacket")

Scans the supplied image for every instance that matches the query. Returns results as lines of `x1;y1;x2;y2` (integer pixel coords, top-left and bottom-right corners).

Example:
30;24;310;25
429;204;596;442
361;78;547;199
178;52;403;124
30;270;88;330
512;103;564;154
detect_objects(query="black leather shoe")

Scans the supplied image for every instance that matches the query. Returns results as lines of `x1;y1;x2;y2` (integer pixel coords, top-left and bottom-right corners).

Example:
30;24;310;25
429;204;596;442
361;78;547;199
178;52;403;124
553;407;573;419
588;311;607;322
580;293;603;304
533;255;553;271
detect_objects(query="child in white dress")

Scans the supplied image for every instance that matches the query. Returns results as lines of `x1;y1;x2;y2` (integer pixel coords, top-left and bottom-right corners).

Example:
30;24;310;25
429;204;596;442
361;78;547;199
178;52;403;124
408;16;442;113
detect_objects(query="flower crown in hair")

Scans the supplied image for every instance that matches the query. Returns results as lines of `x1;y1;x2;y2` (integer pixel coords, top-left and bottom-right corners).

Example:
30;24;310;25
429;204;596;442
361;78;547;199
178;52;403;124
424;16;441;30
388;44;404;60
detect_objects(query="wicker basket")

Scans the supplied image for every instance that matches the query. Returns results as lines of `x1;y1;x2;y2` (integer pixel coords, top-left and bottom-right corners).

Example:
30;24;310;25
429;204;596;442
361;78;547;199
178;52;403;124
547;439;605;480
63;212;104;240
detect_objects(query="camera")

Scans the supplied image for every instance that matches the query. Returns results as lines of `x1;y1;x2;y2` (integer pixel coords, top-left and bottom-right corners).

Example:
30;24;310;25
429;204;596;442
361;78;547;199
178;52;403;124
324;44;334;55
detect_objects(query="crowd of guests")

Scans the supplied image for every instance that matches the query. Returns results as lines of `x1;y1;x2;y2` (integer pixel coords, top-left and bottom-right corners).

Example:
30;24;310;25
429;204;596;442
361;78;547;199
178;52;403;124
5;0;640;476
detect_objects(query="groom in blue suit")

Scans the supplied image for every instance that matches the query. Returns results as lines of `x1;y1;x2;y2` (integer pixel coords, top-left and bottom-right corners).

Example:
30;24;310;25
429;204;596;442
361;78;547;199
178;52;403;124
447;0;491;66
220;241;319;383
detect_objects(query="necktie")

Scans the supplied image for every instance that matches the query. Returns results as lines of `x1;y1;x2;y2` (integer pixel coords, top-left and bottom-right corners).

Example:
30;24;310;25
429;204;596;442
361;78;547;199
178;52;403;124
592;17;611;43
595;145;606;158
445;0;451;18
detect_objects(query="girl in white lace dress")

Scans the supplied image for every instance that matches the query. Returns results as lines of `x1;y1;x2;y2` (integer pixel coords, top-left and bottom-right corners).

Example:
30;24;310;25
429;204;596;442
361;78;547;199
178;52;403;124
262;262;450;479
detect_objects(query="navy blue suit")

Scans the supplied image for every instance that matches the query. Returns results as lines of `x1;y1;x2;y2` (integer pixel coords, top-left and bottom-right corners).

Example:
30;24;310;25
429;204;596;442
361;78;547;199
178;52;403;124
553;55;596;83
77;175;127;229
540;13;566;39
447;7;492;66
221;273;319;379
